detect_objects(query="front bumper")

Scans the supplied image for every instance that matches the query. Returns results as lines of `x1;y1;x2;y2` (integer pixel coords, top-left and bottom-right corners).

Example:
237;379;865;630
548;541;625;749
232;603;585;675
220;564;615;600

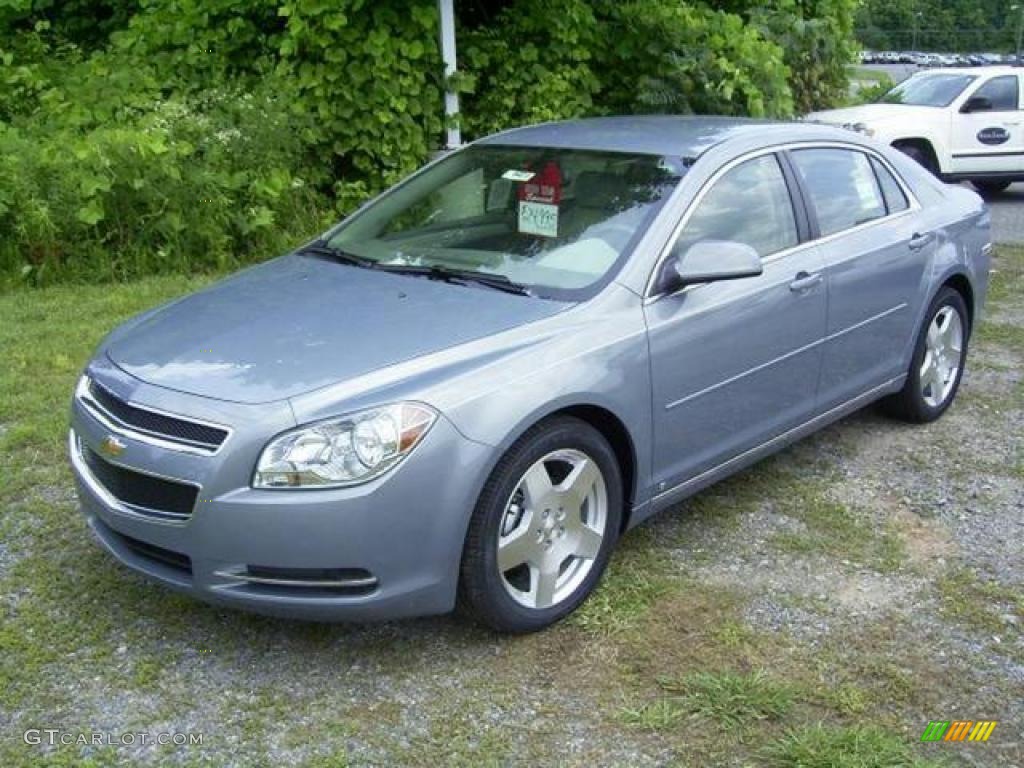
69;364;493;621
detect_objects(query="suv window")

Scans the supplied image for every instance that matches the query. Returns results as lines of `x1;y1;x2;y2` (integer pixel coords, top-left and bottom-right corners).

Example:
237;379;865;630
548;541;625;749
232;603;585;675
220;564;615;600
791;149;886;237
970;76;1019;111
672;154;798;260
869;157;909;214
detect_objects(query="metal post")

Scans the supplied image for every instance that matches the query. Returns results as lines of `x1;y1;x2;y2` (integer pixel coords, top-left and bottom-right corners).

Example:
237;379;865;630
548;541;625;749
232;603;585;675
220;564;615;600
438;0;461;149
1017;4;1024;65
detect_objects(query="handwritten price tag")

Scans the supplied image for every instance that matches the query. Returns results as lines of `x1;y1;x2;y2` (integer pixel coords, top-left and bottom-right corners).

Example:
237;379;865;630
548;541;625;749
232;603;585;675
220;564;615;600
518;201;558;238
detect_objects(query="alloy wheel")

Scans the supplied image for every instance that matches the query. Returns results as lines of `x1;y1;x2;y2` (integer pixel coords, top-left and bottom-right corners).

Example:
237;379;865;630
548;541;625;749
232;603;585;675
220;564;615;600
920;305;964;408
496;449;608;610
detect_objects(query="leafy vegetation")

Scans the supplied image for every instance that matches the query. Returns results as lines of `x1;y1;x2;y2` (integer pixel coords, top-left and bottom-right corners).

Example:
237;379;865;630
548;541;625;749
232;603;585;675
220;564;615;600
1;0;859;285
856;0;1016;53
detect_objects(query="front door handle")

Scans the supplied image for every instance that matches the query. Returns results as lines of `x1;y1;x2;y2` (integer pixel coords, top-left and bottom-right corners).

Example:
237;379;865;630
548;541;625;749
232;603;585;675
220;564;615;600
789;271;822;293
909;232;935;251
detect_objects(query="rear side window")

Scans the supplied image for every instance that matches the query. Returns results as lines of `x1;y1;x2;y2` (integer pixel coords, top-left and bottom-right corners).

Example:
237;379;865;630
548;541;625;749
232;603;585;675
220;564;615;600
791;149;886;237
672;154;798;259
869;157;909;214
971;76;1019;111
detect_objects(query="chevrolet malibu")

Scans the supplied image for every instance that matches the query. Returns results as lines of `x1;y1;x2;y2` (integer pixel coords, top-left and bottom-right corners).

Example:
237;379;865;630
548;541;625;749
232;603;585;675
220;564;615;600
70;117;991;632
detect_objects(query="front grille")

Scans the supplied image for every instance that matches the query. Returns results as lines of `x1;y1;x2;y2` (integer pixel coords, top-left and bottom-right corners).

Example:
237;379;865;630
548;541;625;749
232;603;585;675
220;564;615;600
84;446;198;520
87;379;228;451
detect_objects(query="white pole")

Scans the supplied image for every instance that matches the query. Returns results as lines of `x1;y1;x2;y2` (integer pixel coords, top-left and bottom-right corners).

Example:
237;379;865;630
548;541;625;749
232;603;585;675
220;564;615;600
438;0;461;149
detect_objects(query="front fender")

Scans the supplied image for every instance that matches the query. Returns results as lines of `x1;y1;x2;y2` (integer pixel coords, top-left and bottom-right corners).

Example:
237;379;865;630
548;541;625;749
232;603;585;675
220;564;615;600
437;283;655;511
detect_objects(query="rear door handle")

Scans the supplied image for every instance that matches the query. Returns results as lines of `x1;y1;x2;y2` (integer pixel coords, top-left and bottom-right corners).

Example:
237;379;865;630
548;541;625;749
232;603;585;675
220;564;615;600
789;271;822;293
909;232;935;251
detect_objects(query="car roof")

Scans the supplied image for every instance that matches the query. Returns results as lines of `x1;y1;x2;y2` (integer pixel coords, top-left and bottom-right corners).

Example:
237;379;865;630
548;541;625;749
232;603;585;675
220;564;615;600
475;115;850;161
911;65;1018;76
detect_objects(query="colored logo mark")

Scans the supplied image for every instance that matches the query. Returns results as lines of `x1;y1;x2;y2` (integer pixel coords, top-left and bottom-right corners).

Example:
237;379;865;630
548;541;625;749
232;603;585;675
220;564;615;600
921;720;997;742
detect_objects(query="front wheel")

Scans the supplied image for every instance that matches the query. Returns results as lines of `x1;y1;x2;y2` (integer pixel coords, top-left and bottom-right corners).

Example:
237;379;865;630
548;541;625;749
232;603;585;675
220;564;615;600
894;142;939;177
458;416;623;633
883;286;969;423
972;180;1012;197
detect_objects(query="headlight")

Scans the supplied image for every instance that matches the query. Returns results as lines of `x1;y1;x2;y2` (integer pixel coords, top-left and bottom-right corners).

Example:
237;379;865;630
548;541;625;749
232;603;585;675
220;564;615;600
253;403;437;489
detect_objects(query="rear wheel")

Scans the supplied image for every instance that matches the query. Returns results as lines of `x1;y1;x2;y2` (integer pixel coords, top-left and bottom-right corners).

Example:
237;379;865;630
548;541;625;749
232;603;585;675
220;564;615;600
458;416;622;633
894;142;939;177
972;180;1012;197
883;286;969;423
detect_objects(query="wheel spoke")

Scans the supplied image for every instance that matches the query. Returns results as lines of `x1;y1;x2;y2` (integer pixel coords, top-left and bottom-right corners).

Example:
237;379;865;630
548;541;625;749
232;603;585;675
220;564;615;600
532;564;559;609
927;320;942;350
497;511;535;572
919;354;936;387
940;312;959;348
559;458;599;511
927;364;943;395
521;462;553;507
576;524;603;560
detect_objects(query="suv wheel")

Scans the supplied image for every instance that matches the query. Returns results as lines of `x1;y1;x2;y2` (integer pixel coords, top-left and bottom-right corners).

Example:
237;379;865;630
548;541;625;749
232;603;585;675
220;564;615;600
972;180;1012;197
895;142;939;177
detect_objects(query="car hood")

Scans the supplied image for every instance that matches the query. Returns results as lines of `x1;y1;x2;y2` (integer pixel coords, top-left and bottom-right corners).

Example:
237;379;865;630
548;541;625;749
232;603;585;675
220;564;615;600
105;254;568;404
805;103;944;128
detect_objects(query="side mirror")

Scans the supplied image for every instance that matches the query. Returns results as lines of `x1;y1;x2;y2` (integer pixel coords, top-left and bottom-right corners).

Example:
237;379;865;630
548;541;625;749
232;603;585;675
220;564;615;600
961;95;993;113
663;240;763;293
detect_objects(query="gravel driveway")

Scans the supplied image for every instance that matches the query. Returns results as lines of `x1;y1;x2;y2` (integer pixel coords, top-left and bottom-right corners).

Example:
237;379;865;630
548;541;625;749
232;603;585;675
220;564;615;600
1;250;1022;767
988;185;1024;244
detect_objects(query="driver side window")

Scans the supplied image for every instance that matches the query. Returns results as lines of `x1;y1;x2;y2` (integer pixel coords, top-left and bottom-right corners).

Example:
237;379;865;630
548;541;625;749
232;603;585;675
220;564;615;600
672;154;798;262
970;76;1019;112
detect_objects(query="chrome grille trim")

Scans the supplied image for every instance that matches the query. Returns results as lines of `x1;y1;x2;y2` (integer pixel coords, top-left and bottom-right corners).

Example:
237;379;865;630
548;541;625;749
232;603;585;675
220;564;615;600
76;375;232;456
214;569;379;590
69;430;199;526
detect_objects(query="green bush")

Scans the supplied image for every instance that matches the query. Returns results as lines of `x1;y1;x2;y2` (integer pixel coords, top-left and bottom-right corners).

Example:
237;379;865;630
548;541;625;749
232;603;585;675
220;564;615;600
0;0;856;286
0;84;327;283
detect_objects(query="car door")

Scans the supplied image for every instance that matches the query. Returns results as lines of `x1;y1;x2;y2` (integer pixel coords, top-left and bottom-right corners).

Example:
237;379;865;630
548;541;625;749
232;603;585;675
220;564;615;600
787;146;932;411
643;152;827;497
949;73;1024;175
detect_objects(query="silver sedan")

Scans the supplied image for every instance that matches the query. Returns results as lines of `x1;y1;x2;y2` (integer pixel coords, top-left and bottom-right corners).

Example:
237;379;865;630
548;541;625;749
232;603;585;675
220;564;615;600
70;116;991;632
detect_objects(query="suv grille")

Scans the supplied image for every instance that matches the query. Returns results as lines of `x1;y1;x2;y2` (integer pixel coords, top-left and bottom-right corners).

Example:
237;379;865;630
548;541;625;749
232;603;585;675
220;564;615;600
86;379;228;452
83;446;198;520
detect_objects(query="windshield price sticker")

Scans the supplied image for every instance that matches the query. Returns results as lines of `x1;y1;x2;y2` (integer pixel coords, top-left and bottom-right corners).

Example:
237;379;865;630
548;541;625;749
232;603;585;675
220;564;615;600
519;200;558;237
502;169;536;182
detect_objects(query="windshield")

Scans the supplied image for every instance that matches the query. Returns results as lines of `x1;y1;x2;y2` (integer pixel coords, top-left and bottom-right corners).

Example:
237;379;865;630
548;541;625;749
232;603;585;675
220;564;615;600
325;145;686;300
880;73;976;107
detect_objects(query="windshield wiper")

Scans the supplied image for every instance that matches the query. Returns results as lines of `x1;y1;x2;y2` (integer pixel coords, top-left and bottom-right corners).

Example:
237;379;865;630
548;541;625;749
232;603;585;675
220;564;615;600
374;263;533;296
297;240;377;269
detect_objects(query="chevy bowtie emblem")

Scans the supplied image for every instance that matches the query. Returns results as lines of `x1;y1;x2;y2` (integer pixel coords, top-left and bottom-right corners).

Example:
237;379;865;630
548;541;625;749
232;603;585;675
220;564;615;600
101;435;126;457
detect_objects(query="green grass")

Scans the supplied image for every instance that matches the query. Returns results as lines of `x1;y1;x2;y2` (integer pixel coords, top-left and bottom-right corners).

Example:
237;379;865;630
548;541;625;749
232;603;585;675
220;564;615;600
761;724;948;768
936;567;1023;635
624;671;792;731
569;525;676;636
850;66;890;83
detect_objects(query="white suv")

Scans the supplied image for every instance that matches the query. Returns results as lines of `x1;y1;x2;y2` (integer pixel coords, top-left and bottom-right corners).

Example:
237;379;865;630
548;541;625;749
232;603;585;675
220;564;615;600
808;66;1023;196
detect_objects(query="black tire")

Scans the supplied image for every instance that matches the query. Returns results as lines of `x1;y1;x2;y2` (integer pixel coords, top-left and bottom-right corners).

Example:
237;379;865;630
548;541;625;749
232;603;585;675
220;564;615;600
972;180;1012;197
458;416;623;633
894;142;939;177
882;286;970;423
